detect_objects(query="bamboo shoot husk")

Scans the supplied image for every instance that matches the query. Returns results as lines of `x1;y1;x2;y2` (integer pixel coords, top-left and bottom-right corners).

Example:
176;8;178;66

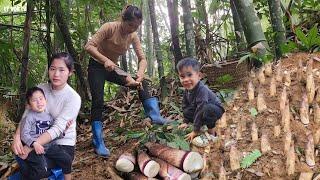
316;88;320;103
306;73;315;104
250;70;256;78
154;158;191;180
300;93;310;125
282;100;291;132
314;103;320;124
127;172;158;180
286;140;295;175
274;125;281;137
270;76;277;96
279;87;287;111
284;131;292;154
115;152;136;173
299;172;313;180
283;71;291;87
306;59;313;76
261;132;271;153
219;113;227;128
297;59;304;82
265;63;272;77
236;126;242;140
305;134;315;167
251;122;258;141
314;128;320;145
138;151;160;177
276;63;283;82
247;81;255;101
229;145;240;171
257;89;267;112
258;68;266;85
145;142;204;173
218;163;227;180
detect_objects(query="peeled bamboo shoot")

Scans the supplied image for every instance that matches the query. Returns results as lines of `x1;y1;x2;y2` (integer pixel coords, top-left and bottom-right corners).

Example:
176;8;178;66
154;158;191;180
115;152;136;173
138;151;160;177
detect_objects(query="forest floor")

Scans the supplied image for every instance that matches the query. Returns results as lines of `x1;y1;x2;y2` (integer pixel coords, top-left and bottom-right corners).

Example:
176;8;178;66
1;52;320;180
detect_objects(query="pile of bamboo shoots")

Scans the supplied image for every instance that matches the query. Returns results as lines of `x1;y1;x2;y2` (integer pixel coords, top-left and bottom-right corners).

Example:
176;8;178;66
115;142;204;179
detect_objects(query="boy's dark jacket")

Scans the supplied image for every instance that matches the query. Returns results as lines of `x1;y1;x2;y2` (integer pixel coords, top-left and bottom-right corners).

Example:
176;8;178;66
182;81;224;131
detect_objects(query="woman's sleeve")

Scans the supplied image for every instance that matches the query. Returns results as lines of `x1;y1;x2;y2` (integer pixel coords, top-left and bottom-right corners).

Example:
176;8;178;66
131;33;146;61
85;22;113;50
46;94;81;140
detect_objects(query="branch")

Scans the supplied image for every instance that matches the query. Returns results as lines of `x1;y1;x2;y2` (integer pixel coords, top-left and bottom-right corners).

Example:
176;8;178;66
0;23;53;33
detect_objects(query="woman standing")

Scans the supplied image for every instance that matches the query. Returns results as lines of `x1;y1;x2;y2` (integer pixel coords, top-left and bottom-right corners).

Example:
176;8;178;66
85;5;169;157
11;52;81;179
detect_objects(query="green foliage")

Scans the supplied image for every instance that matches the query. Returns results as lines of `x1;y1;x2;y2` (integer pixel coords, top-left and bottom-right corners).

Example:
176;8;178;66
215;74;233;85
249;107;258;117
123;122;191;151
240;149;262;169
238;50;274;65
217;88;235;103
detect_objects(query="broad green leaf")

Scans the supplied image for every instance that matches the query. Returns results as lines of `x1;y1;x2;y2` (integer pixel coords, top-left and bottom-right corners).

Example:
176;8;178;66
174;135;190;151
238;54;252;65
295;28;309;49
307;24;319;48
167;141;179;149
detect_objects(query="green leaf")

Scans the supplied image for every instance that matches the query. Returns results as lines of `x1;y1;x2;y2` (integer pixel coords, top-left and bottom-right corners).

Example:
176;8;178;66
280;41;298;54
167;141;179;149
306;24;319;48
238;54;252;65
249;108;258;117
240;149;262;169
125;131;145;139
174;134;190;151
295;28;309;48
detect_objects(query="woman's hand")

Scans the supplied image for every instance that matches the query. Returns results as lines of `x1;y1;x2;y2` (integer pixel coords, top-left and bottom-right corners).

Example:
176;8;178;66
136;71;144;83
11;135;25;156
18;146;32;160
104;60;117;71
178;123;188;129
185;131;198;142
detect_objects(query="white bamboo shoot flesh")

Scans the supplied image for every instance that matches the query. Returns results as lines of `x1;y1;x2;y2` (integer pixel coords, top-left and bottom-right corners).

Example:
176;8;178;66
115;152;136;173
138;151;160;177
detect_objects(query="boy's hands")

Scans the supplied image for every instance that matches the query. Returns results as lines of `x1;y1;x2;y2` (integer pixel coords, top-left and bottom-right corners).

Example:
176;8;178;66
33;142;44;154
178;123;188;129
185;131;198;141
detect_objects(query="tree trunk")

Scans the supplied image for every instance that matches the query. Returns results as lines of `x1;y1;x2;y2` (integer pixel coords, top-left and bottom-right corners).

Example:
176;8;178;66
45;0;52;68
143;0;154;77
51;0;90;100
234;0;269;66
230;0;246;52
233;0;267;49
148;0;168;98
267;0;286;59
156;3;170;32
167;0;183;70
181;0;196;57
18;0;34;121
195;0;210;43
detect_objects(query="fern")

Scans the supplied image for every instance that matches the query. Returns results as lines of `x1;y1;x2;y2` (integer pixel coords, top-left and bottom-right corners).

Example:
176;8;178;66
240;149;262;169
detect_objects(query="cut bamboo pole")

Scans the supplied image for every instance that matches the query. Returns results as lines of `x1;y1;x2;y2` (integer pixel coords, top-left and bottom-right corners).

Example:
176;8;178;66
270;76;277;96
305;133;315;167
145;142;204;173
115;152;136;173
138;151;160;177
286;140;295;175
247;81;255;101
154;158;191;180
251;122;258;141
300;93;310;125
229;145;240;171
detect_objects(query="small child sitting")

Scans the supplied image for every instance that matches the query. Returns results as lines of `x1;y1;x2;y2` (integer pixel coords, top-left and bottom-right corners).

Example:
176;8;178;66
177;58;225;141
19;87;73;180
